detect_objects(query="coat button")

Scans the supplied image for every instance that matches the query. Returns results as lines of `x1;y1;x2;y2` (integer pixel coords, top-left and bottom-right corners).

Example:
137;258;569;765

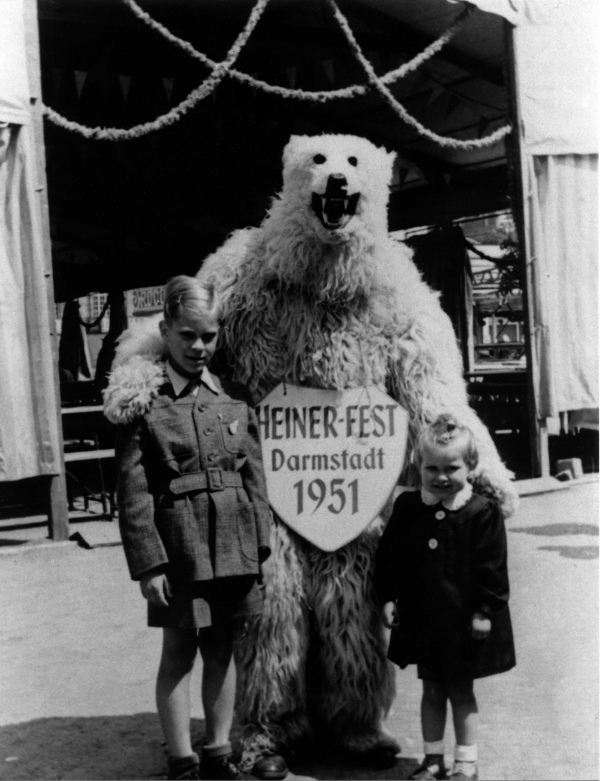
204;428;214;435
198;404;207;412
435;510;446;520
429;538;438;549
208;454;217;462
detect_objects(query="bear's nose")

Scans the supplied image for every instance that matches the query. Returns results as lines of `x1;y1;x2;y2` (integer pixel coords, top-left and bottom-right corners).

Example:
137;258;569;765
325;174;348;196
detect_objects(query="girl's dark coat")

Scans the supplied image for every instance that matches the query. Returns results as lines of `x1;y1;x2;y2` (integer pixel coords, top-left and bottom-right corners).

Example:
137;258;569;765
374;490;516;679
115;373;271;582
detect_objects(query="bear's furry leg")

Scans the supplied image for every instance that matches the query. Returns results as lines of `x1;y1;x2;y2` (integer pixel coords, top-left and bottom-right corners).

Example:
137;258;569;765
305;528;399;766
234;520;312;771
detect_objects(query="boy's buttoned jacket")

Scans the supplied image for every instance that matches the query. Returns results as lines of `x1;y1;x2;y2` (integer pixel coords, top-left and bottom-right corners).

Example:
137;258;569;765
112;367;272;582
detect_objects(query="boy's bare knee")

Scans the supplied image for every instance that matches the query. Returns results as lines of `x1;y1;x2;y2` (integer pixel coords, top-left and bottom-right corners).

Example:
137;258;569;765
159;629;198;677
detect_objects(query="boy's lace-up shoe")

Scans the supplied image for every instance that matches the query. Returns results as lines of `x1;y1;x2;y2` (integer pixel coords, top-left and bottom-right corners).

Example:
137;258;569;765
199;744;240;780
167;753;201;780
448;760;478;780
252;754;289;779
409;754;447;780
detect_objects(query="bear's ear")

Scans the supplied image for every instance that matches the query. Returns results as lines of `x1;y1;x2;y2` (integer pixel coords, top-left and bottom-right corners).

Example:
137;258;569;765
283;134;308;167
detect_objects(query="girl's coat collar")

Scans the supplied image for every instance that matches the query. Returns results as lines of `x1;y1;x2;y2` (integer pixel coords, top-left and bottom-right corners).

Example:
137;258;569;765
421;482;473;511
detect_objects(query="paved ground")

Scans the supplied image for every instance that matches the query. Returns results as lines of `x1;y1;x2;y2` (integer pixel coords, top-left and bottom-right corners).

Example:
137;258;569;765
0;479;597;780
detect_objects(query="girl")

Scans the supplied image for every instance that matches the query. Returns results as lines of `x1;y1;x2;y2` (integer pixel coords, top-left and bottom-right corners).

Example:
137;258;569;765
109;276;272;780
374;414;516;781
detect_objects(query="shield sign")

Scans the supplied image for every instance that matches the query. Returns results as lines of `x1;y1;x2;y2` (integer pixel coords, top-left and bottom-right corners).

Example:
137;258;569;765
256;384;409;551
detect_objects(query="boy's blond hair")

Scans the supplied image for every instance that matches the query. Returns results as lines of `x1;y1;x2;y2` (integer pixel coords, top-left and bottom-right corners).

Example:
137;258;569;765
162;275;222;325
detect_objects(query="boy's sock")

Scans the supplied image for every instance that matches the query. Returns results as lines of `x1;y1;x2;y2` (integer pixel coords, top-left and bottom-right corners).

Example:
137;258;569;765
202;742;232;757
424;740;445;755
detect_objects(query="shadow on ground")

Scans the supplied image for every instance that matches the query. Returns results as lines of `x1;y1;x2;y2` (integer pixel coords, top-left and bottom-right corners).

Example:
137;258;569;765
0;714;170;780
510;522;598;536
0;715;420;781
291;752;418;780
537;545;598;559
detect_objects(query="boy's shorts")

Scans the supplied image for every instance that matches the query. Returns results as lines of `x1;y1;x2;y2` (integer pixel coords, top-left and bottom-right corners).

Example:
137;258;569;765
148;574;263;630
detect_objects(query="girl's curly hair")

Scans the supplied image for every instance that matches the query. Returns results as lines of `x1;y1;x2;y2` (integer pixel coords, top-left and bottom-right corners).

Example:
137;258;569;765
413;413;479;472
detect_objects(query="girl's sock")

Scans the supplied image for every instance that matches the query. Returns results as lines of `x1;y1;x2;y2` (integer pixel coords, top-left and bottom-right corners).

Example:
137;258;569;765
453;744;478;777
454;744;477;763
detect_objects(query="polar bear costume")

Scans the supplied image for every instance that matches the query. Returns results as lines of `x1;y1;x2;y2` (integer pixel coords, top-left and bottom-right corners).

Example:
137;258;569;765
105;134;518;773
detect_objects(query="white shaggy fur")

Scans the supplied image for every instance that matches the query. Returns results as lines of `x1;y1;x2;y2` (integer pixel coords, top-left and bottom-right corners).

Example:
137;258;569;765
104;133;518;768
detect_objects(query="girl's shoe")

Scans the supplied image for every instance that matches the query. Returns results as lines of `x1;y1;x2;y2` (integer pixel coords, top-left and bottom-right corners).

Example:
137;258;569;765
409;754;447;779
448;760;478;780
199;747;240;780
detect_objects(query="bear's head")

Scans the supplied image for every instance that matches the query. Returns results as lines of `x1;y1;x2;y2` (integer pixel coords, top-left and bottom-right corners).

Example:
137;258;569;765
279;134;396;244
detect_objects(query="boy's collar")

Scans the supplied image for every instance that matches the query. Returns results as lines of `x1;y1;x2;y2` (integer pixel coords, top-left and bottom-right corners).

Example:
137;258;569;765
421;482;473;511
165;362;220;397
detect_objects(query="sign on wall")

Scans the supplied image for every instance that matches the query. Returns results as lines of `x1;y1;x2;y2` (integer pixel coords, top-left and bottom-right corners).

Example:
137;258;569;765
256;384;408;551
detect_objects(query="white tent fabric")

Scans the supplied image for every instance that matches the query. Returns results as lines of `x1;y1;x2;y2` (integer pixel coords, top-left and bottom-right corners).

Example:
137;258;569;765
0;0;62;481
514;0;598;155
0;0;30;124
448;0;520;25
450;0;599;432
452;0;598;154
524;154;598;420
509;0;599;422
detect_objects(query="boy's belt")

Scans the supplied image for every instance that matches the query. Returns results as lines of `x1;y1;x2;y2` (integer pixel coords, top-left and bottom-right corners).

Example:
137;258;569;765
169;469;243;494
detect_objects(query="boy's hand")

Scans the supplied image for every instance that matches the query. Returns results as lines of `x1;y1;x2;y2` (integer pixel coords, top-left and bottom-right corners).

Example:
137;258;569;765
471;611;491;639
382;601;399;628
140;569;172;607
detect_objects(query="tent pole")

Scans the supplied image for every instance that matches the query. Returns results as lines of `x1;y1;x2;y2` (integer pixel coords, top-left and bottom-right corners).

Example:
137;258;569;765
24;0;70;539
503;22;548;478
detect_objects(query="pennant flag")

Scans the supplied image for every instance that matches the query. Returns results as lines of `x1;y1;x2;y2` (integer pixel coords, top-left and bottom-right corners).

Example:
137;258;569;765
74;70;88;98
426;83;445;106
51;67;64;96
162;77;174;102
399;167;410;186
478;115;492;137
119;75;132;101
322;59;335;84
445;94;462;118
286;67;297;88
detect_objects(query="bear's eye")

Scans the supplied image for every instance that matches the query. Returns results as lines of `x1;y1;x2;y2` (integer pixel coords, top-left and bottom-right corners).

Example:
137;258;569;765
348;156;358;167
313;154;326;164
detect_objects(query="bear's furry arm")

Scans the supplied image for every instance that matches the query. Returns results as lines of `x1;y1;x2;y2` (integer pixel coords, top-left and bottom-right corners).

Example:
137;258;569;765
197;228;257;306
381;241;519;518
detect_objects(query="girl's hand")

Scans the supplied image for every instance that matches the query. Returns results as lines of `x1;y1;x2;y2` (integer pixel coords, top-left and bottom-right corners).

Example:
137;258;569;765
471;611;491;639
382;601;399;628
140;569;172;607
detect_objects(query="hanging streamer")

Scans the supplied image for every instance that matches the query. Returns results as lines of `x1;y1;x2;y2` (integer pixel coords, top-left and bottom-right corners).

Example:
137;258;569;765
325;0;511;150
43;0;270;140
42;0;510;149
119;0;474;102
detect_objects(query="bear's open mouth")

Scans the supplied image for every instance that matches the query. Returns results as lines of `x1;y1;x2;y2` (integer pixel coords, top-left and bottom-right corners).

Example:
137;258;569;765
311;174;360;231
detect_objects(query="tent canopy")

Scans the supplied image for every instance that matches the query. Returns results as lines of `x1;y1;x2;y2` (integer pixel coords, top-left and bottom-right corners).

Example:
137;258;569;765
36;0;513;294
